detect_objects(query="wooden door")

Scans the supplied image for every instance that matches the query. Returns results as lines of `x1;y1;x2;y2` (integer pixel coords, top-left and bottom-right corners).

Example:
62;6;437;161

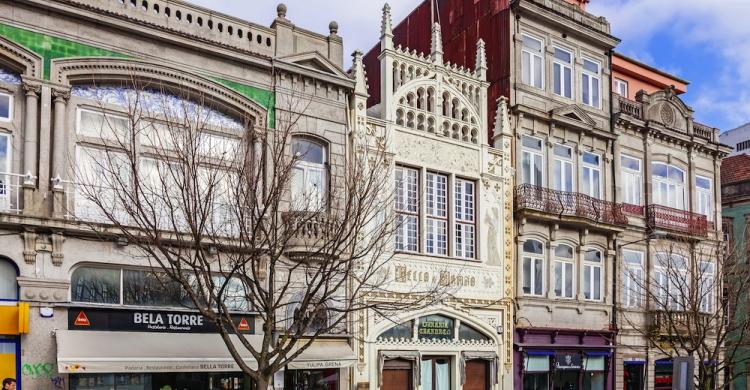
463;360;489;390
382;369;412;390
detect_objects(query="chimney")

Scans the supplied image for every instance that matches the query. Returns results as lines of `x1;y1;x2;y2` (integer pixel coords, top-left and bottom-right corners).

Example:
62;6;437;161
563;0;589;10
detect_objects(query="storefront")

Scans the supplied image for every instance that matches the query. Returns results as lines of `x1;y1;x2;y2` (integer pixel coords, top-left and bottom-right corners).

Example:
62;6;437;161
57;307;356;390
0;257;27;388
370;310;502;390
515;328;615;390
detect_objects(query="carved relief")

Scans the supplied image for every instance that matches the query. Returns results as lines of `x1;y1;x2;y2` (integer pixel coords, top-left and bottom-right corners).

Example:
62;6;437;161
660;103;676;127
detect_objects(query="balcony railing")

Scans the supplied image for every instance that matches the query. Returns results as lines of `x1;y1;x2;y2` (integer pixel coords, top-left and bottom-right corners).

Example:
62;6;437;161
615;95;643;119
282;211;338;259
648;310;713;337
0;173;30;214
515;184;628;226
646;204;708;237
693;122;716;142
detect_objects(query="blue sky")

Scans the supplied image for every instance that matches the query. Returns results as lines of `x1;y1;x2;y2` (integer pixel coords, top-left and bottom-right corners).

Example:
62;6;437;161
188;0;750;132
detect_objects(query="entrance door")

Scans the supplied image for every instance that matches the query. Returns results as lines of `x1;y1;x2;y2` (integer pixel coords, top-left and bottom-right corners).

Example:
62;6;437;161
422;356;451;390
624;362;645;390
552;370;579;390
463;360;489;390
382;359;412;390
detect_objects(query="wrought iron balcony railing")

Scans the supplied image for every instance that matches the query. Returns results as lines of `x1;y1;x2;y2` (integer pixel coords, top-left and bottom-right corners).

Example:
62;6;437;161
646;204;708;237
515;184;628;226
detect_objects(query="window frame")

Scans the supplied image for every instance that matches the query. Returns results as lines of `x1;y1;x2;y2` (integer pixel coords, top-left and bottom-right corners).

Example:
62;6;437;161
581;57;602;108
622;249;644;308
652;162;686;210
0;91;13;122
553;144;574;192
521;33;545;90
553;244;575;299
521;135;544;186
425;171;449;256
699;260;715;313
395;165;420;253
654;253;689;311
621;154;642;206
696;175;713;222
583;249;603;301
291;137;328;212
552;46;574;99
614;78;629;98
0;257;18;302
454;177;476;259
522;240;545;297
582;151;602;199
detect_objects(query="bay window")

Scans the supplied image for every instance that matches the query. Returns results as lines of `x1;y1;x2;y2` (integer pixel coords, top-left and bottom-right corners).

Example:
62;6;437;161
553;47;573;99
583;249;602;301
0;92;11;122
522;239;544;296
621;154;642;206
554;244;574;299
395;166;419;252
652;163;685;210
522;136;544;186
696;176;713;221
454;178;475;259
582;152;601;199
522;34;544;89
581;58;601;108
291;138;327;211
553;144;574;192
622;250;644;308
426;172;448;256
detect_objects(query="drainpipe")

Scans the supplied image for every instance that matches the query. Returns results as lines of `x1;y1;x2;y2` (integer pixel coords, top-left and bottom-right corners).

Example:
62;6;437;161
608;47;618;390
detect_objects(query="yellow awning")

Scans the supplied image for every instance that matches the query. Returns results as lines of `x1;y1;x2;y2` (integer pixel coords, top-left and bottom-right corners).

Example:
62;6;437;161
0;303;29;335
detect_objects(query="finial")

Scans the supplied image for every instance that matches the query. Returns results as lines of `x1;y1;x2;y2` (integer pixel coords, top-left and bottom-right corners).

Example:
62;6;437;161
493;96;512;140
381;3;393;50
351;50;369;97
476;39;487;80
277;3;287;19
431;22;443;64
329;21;339;35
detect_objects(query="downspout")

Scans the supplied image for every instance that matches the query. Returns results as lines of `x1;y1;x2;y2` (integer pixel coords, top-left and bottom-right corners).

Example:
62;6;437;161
608;48;618;390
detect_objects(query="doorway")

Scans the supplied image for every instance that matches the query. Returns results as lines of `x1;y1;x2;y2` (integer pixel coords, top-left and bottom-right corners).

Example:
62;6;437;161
382;359;413;390
463;360;489;390
421;356;451;390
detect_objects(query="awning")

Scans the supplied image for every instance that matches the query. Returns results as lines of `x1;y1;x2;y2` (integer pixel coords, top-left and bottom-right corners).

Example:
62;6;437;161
57;331;356;373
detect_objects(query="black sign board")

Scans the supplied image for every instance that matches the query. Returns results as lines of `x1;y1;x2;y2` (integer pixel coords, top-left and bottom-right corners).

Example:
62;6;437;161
67;307;255;334
555;352;582;370
417;314;454;340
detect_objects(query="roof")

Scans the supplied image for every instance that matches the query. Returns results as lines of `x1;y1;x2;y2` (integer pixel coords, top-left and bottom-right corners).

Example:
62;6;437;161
613;52;690;86
722;154;750;185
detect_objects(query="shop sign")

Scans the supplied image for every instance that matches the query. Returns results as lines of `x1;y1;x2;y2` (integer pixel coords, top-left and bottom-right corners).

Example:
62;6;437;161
67;307;254;334
417;315;454;340
555;352;582;370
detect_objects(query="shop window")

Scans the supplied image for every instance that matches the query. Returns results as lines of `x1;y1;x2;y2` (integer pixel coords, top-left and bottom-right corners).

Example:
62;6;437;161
122;269;194;309
523;354;550;390
421;356;451;390
71;266;121;304
284;368;339;390
71;373;254;390
583;355;606;390
291;137;327;211
418;314;454;341
0;257;17;301
624;361;645;390
654;359;674;390
0;92;11;122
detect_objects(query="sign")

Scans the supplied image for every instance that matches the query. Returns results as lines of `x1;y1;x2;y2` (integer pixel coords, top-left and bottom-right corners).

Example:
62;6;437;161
67;307;254;334
417;315;454;340
555;352;582;370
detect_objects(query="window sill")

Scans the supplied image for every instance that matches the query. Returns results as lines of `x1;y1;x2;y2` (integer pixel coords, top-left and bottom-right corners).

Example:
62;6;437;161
394;251;480;264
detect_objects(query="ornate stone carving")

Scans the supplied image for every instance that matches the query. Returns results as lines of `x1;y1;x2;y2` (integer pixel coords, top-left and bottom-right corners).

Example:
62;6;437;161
51;232;65;266
22;231;37;264
660;103;676;127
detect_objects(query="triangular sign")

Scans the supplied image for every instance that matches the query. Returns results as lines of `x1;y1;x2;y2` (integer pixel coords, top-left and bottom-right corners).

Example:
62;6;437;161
74;311;90;326
237;318;250;331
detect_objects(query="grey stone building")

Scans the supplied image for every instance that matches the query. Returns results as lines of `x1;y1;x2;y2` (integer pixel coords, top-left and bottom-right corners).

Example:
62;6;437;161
0;1;357;389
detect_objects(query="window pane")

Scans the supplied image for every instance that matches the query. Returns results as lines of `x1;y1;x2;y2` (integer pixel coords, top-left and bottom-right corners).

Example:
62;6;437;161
563;67;572;98
522;52;531;85
524;240;544;254
585;250;602;263
653;163;668;178
0;259;17;300
594;267;601;300
0;94;9;119
582;75;590;104
123;269;193;308
534;154;543;185
592;77;600;107
523;35;542;52
0;134;8;174
583;59;599;73
554;145;571;158
71;267;121;304
534;259;543;295
555;245;573;258
697;177;711;189
523;136;542;150
292;138;325;164
565;263;573;298
584;266;591;299
554;262;562;296
533;56;543;88
621;155;640;171
554;48;571;63
523;258;532;294
553;63;562;95
583;152;600;165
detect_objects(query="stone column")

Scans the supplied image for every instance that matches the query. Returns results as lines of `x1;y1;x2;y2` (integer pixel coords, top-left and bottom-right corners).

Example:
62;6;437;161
51;87;70;218
21;79;40;214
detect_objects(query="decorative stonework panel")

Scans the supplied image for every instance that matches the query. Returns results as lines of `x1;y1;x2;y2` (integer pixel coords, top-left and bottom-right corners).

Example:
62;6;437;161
386;258;503;300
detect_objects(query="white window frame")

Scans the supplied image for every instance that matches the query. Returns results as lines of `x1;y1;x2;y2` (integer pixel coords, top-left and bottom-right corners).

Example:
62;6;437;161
583;249;603;301
652;163;686;210
395;166;419;253
0;133;12;212
521;34;545;90
554;245;575;299
696;176;713;222
622;250;644;308
621;154;642;206
454;178;476;259
654;253;688;311
581;57;602;108
0;92;12;122
553;47;574;99
582;152;602;199
614;78;629;98
522;240;545;297
699;261;715;313
522;136;544;186
553;144;574;192
425;172;448;256
291;138;328;212
76;108;130;143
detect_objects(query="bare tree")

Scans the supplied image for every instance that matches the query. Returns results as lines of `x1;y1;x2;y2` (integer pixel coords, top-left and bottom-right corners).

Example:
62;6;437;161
68;76;443;389
620;234;750;390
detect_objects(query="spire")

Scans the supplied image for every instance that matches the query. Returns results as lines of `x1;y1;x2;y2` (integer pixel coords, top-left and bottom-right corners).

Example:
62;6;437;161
381;3;393;51
351;50;369;97
493;96;513;141
475;39;487;80
431;22;443;64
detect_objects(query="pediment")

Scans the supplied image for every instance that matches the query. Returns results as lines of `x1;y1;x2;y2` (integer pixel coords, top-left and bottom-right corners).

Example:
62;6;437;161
277;51;347;77
550;104;596;127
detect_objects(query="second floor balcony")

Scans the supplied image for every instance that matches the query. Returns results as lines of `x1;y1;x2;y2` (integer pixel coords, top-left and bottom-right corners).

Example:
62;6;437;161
647;310;713;338
646;204;708;238
515;184;628;229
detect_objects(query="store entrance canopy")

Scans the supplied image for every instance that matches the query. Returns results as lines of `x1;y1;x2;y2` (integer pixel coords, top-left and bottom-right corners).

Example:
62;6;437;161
56;331;356;373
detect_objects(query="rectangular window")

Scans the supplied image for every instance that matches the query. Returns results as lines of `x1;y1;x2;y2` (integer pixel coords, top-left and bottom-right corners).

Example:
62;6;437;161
522;136;544;186
696;176;713;221
582;58;601;108
737;140;750;151
523;257;544;296
614;78;629;98
455;178;475;259
553;47;573;99
425;172;448;256
0;133;12;212
554;260;574;298
655;254;688;310
621;155;642;205
622;250;644;308
553;144;574;192
699;261;715;313
582;152;602;199
395;166;419;252
77;108;130;143
522;34;544;89
584;250;602;301
74;146;131;224
0;92;11;122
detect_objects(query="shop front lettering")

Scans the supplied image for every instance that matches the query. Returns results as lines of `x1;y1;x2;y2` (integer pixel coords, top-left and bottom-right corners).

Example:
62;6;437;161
394;266;476;287
133;312;204;327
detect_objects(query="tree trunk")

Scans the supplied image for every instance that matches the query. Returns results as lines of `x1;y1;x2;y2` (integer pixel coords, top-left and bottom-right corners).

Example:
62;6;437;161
256;375;271;390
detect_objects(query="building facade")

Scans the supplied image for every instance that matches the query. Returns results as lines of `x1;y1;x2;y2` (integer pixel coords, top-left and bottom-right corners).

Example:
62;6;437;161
720;123;750;157
0;0;359;389
351;6;515;390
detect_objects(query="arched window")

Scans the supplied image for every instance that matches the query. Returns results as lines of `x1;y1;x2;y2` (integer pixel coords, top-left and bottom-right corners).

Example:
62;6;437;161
0;258;18;301
287;294;330;334
554;244;574;299
652;163;685;210
583;249;602;301
522;239;544;296
291;137;327;211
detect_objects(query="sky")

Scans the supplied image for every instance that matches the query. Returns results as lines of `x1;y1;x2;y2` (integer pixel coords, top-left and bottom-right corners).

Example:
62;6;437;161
187;0;750;132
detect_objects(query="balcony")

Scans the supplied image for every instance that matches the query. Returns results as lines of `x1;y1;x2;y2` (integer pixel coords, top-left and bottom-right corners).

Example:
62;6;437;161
282;211;338;260
646;204;708;237
647;310;713;337
0;173;28;214
615;95;643;119
515;184;628;228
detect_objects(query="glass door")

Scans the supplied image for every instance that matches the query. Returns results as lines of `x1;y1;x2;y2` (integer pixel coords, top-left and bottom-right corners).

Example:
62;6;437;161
624;362;645;390
421;356;451;390
0;338;19;389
